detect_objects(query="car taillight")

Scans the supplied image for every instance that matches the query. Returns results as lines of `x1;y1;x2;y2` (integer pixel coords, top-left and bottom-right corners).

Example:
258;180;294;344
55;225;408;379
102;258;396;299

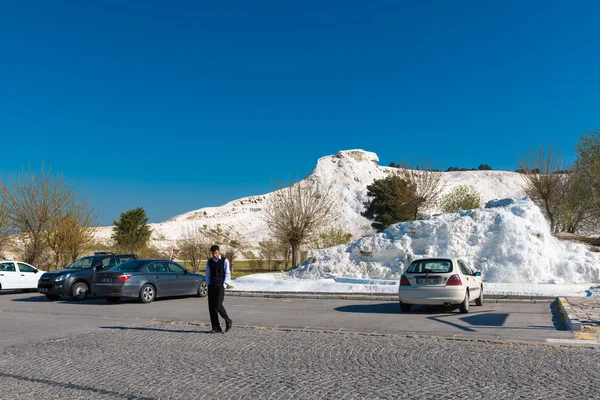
116;275;132;282
400;275;411;286
446;274;463;286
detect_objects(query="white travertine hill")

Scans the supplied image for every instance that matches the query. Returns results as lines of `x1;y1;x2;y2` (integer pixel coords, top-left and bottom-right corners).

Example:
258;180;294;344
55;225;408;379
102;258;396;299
94;149;527;252
291;199;600;284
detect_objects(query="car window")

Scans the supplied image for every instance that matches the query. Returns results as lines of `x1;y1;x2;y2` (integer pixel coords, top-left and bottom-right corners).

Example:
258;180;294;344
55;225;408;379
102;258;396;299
17;263;36;273
151;262;168;273
66;257;94;269
100;257;116;268
461;260;476;275
457;260;472;275
168;262;186;274
0;262;16;272
117;255;135;264
111;261;140;272
407;260;453;273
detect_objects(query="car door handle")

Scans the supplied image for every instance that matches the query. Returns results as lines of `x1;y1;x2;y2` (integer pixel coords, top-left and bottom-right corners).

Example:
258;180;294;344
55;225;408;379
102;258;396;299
0;274;3;276
21;274;25;276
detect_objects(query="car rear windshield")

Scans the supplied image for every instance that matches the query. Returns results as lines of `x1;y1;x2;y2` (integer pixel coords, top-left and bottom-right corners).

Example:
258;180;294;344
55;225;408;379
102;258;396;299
406;260;453;274
111;261;142;272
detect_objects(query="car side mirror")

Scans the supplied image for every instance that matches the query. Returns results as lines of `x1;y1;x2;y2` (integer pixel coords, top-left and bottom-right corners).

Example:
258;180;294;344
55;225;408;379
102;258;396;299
34;269;39;274
474;271;481;277
184;269;189;275
95;265;104;271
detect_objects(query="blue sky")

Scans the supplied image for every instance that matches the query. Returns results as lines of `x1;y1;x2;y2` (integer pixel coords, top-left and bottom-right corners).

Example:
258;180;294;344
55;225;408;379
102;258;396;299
1;1;598;225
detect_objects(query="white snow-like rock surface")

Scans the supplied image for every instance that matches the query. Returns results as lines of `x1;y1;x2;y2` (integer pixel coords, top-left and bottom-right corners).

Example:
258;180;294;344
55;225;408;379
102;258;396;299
290;199;600;284
94;149;526;250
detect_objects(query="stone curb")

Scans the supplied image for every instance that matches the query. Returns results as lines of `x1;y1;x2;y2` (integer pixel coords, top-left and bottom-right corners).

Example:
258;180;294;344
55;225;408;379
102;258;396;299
557;297;582;331
225;291;555;303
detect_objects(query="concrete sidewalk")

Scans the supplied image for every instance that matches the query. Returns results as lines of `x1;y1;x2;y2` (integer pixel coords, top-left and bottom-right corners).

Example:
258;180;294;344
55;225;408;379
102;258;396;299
226;290;556;302
560;297;600;341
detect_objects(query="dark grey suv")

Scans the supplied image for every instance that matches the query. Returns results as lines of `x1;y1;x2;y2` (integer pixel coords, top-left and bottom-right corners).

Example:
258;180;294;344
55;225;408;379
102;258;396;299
37;252;137;301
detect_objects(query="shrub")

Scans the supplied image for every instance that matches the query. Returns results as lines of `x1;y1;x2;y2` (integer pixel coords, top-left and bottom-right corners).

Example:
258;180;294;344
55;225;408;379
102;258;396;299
440;185;481;213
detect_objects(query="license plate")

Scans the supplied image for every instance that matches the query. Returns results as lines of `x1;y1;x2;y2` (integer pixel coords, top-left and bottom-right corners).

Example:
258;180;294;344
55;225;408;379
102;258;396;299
100;278;113;283
417;278;440;285
39;288;49;293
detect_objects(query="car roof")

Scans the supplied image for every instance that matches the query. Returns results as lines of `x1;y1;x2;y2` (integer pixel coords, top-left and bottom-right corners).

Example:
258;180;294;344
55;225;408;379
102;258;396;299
411;257;456;262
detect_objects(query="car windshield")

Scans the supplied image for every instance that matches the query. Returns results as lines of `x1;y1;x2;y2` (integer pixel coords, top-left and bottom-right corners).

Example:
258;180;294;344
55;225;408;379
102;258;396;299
111;260;142;272
66;257;95;269
407;260;453;274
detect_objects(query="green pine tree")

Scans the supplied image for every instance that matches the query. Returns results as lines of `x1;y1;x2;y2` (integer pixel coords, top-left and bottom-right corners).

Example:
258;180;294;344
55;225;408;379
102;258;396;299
362;175;413;232
112;207;152;253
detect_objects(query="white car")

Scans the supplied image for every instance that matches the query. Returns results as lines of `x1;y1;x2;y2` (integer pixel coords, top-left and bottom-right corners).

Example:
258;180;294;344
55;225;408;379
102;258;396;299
0;261;45;291
398;257;483;313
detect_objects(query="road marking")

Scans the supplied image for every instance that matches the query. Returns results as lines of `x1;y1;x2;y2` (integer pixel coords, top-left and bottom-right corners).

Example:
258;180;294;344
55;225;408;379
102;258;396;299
546;338;599;345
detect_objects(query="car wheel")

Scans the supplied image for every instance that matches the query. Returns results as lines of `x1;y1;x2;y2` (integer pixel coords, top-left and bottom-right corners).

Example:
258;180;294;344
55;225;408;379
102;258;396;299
70;282;89;301
138;284;156;303
197;282;208;298
399;301;411;313
45;295;60;301
475;286;483;306
459;290;470;313
105;296;120;303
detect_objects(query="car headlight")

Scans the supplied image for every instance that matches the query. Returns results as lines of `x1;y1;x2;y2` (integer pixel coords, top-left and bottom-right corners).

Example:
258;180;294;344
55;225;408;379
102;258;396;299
55;274;70;282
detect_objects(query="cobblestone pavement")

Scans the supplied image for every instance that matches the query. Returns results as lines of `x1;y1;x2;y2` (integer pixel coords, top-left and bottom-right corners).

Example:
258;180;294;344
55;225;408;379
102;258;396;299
1;322;598;400
566;297;600;340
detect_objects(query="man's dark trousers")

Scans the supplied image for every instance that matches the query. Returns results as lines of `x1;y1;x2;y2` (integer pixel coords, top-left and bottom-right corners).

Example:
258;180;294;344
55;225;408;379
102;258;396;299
208;283;230;331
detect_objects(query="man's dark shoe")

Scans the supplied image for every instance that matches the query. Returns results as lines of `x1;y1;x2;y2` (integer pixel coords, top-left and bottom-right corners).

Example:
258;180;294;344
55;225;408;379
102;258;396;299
225;320;233;332
209;329;222;333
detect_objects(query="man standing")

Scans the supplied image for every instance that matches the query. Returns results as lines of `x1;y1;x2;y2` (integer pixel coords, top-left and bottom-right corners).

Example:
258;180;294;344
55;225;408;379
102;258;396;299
206;245;233;333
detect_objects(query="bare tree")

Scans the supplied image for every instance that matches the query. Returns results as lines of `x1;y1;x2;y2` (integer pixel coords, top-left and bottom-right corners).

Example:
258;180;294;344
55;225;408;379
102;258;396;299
518;144;567;232
259;239;279;270
574;129;600;216
45;207;97;269
310;226;353;250
198;224;247;272
263;179;337;268
0;189;14;258
0;166;91;266
554;169;595;233
178;225;211;272
396;162;445;219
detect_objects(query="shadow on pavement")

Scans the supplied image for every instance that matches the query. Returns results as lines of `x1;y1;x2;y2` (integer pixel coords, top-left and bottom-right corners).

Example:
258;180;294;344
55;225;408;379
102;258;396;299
459;313;509;327
334;302;461;314
101;326;213;334
11;295;107;304
0;371;151;400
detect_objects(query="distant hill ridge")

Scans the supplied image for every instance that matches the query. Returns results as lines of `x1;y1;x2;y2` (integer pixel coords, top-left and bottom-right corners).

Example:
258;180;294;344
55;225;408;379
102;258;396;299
94;149;526;250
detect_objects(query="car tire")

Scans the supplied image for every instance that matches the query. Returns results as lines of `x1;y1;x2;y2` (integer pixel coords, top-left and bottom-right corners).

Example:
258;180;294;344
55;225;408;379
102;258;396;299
105;296;120;303
70;282;89;301
459;291;470;314
45;295;60;301
138;284;156;303
197;282;208;298
475;286;483;306
399;301;411;313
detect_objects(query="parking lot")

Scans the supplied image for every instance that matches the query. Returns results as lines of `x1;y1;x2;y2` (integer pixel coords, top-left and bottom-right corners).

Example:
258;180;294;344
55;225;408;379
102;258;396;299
0;290;576;346
1;290;598;399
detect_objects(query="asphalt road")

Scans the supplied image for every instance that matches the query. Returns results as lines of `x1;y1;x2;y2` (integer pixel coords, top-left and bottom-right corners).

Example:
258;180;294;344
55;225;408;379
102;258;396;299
0;290;573;346
1;291;598;399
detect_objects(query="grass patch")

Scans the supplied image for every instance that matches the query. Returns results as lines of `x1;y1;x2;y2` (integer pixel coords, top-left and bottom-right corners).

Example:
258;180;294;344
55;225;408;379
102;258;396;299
176;259;289;279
